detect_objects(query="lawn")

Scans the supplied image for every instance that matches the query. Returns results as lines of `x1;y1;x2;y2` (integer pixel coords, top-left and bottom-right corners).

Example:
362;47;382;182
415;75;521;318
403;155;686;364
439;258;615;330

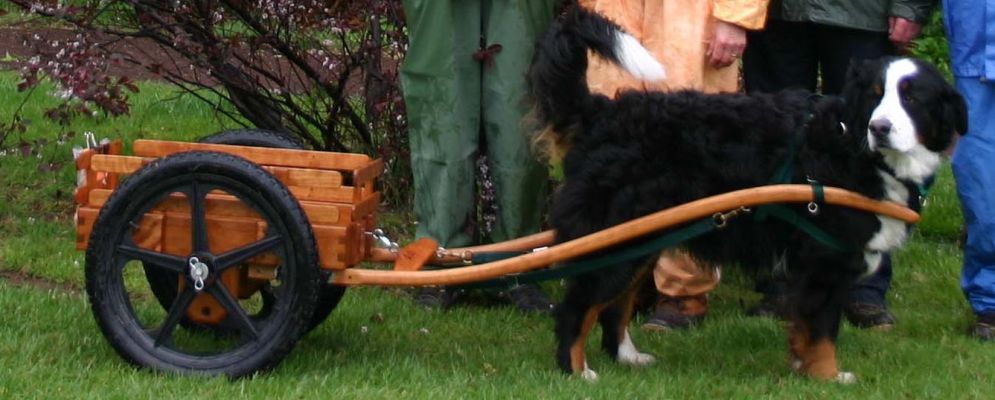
1;70;991;399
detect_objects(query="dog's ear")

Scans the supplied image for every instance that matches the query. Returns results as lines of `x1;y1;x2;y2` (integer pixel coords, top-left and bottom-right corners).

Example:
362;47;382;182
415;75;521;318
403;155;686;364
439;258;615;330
843;59;884;89
941;85;969;136
841;60;870;96
840;59;884;133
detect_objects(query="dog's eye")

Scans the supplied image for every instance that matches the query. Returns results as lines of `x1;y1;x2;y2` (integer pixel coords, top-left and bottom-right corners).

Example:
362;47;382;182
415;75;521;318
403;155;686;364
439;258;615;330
903;94;916;104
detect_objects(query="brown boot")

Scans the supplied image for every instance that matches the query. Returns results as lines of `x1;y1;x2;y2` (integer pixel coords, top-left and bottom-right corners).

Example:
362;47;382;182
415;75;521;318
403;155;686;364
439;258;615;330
641;295;707;332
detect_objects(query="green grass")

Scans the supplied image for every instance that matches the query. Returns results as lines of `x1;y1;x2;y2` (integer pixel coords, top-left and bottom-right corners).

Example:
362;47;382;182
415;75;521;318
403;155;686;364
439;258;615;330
1;70;991;398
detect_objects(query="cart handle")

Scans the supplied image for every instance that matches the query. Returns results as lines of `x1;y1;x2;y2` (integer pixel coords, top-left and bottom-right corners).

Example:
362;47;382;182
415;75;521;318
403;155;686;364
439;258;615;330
341;184;918;287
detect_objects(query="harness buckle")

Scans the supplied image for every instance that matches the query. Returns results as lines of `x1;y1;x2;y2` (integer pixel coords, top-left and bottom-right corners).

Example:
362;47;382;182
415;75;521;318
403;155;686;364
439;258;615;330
712;207;752;229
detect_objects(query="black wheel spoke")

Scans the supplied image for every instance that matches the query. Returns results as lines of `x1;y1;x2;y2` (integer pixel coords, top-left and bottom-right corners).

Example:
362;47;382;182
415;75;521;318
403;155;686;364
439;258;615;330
207;284;260;341
214;235;283;271
188;181;209;253
155;287;197;347
118;245;186;273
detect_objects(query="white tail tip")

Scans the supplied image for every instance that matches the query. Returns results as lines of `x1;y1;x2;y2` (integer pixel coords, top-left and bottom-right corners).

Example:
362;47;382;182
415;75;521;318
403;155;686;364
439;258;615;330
615;32;667;81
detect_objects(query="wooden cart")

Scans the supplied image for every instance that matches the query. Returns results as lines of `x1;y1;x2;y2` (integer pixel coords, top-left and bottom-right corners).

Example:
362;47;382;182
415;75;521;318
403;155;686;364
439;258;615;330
73;138;920;378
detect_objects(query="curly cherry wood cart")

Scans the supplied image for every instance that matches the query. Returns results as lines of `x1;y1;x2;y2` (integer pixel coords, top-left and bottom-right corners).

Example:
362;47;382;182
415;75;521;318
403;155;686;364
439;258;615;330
73;139;920;378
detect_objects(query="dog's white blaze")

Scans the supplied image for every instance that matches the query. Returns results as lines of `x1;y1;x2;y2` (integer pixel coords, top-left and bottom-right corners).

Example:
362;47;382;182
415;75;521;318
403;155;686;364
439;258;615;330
869;59;919;152
614;32;667;81
617;329;656;367
880;144;942;184
867;171;910;253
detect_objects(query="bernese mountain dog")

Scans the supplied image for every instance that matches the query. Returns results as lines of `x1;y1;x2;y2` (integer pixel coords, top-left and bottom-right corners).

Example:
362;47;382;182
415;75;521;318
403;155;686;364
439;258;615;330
530;8;967;383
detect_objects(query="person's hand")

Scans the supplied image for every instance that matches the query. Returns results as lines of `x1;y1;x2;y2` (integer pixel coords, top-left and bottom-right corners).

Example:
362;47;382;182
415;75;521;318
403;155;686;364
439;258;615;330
889;17;923;52
706;19;747;68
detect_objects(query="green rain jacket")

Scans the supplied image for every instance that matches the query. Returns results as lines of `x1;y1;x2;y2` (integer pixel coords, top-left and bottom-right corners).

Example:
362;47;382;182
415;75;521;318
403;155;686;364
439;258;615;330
768;0;934;31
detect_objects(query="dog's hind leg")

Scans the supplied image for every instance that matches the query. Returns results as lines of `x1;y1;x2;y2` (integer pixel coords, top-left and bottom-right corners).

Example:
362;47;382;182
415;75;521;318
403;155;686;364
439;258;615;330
555;290;605;381
599;268;655;367
556;259;655;380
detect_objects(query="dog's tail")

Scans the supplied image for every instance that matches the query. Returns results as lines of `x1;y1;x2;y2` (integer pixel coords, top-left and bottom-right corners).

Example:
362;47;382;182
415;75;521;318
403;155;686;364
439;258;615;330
529;6;665;153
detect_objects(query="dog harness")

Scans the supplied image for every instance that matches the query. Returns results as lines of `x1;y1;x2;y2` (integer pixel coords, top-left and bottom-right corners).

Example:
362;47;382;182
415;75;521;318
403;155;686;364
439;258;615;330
752;101;848;252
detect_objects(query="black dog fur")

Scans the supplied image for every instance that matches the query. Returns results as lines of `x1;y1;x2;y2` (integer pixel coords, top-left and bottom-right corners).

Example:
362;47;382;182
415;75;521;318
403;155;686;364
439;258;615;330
530;7;967;381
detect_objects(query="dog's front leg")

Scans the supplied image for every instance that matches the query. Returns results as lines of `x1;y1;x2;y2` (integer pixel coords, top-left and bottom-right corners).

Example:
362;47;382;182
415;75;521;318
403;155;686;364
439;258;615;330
787;318;856;383
784;251;862;383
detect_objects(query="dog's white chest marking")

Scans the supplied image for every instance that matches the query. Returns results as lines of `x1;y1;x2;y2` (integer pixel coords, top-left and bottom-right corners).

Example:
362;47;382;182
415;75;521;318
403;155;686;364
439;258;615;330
881;145;941;184
864;171;911;274
869;59;919;152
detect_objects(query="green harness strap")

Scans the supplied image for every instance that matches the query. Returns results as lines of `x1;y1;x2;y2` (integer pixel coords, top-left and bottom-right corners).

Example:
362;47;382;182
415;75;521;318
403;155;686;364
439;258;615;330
752;105;849;252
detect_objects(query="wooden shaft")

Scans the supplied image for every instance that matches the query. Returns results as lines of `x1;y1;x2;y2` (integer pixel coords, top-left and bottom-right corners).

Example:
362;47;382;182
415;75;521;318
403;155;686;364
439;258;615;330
335;184;919;287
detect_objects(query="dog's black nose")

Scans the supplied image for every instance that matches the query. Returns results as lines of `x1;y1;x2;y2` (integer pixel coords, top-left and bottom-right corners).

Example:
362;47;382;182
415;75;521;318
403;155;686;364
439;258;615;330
869;119;892;139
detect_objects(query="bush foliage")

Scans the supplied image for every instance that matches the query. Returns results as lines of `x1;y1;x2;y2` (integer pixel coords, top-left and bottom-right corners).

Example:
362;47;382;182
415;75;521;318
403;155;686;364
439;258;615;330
7;0;412;204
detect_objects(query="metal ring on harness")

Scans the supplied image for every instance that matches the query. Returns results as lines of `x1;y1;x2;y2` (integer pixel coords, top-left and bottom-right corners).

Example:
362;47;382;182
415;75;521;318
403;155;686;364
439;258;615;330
712;212;728;228
807;202;820;214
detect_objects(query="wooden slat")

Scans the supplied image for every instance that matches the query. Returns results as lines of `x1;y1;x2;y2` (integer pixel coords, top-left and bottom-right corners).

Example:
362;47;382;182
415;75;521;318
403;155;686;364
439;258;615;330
313;225;350;269
159;212;278;264
90;154;146;173
74;149;96;205
90;154;345;189
86;189;341;225
269;167;344;189
75;148;95;170
353;158;385;186
75;207;99;250
285;185;355;204
76;206;352;269
133;140;372;171
347;192;380;223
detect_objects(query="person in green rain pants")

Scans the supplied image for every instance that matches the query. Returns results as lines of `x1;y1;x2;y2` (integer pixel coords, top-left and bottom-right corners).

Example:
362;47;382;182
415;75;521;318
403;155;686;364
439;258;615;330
400;0;561;312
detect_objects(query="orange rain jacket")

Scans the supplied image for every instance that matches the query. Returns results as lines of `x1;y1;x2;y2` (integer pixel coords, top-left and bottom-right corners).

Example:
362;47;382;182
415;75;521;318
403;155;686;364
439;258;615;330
580;0;770;94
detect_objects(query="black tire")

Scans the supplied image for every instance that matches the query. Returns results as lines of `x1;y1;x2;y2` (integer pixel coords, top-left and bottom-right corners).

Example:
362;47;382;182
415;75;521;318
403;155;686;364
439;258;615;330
145;128;344;333
85;151;321;377
198;128;307;149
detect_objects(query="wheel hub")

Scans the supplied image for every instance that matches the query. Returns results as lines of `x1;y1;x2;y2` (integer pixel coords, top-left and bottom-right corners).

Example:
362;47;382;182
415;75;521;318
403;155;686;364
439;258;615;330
188;256;210;291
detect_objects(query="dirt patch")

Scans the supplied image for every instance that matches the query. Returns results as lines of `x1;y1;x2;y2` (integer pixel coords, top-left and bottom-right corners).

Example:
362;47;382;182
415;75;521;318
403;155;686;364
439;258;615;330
0;269;82;295
1;27;211;83
0;27;384;93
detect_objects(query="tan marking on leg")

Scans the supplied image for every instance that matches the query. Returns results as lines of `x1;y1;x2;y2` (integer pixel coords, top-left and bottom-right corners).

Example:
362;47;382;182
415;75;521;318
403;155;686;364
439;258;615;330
804;339;840;381
787;319;810;372
570;304;605;374
615;287;639;340
787;320;840;381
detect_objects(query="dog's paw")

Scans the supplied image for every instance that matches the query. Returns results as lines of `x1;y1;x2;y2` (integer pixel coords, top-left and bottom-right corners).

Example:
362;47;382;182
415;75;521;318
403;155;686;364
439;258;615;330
619;351;656;367
580;367;599;382
790;357;803;371
835;371;857;384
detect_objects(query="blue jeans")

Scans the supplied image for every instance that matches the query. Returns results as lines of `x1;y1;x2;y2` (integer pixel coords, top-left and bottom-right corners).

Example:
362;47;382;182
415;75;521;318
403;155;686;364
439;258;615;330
952;77;995;316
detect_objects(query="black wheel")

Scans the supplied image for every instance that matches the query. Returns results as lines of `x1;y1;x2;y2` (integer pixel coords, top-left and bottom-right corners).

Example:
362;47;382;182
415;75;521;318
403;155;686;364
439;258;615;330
198;128;307;149
85;151;321;377
144;128;345;333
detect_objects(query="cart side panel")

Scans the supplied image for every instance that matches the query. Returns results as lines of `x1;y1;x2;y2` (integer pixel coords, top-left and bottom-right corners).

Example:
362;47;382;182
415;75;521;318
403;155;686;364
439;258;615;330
76;142;383;271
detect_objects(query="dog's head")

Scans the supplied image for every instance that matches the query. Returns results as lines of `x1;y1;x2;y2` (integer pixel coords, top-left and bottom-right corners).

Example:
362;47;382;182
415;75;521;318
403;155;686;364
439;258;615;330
842;57;967;183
